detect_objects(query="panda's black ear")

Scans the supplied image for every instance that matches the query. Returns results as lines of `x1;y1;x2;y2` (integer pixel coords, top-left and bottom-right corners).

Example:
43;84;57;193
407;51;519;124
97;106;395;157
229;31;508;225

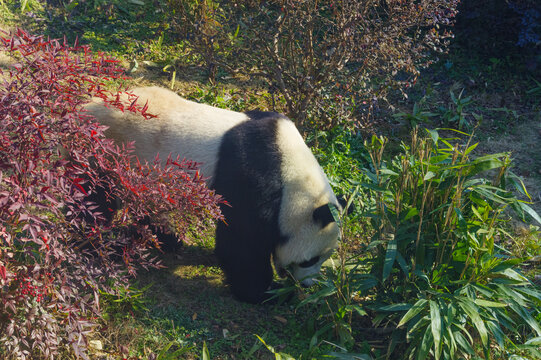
313;204;335;228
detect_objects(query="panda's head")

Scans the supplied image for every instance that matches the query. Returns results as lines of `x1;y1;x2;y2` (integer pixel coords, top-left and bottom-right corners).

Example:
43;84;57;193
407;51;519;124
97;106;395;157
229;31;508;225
274;201;341;286
270;118;343;285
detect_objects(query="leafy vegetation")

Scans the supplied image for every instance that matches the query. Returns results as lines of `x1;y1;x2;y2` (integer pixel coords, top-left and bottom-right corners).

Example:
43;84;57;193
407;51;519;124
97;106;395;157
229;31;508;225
363;129;541;359
0;0;540;359
0;29;222;359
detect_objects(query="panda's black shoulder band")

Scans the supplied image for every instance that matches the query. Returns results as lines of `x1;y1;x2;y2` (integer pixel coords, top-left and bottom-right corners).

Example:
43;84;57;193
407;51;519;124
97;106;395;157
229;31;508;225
245;110;288;122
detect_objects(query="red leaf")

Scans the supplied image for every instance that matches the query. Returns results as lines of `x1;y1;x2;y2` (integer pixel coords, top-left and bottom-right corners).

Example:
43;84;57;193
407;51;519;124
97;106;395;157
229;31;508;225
74;183;87;195
0;265;6;281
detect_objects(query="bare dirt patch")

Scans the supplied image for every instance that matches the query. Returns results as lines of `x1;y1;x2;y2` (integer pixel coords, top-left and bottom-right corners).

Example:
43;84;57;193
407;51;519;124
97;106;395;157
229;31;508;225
478;115;541;215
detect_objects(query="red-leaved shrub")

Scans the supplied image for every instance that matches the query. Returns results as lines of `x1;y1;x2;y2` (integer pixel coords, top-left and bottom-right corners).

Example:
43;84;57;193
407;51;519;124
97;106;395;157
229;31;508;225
0;29;223;359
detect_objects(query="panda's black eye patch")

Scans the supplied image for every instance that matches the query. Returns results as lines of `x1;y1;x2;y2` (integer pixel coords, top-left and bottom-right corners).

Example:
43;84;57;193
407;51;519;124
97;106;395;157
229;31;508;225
313;203;334;228
298;256;320;268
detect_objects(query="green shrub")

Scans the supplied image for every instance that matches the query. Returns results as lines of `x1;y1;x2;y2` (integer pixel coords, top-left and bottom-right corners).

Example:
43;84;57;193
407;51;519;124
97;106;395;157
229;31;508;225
295;128;541;359
366;129;541;358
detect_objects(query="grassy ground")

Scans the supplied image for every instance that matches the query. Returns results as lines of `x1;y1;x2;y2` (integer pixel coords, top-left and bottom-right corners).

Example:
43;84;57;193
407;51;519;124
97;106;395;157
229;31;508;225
92;248;301;359
1;1;540;358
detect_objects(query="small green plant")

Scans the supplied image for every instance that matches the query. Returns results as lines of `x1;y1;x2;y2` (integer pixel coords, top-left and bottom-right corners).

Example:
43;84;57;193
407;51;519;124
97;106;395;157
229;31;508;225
256;335;296;360
150;341;194;360
201;341;210;360
393;102;437;128
100;282;152;318
440;89;475;129
309;128;371;198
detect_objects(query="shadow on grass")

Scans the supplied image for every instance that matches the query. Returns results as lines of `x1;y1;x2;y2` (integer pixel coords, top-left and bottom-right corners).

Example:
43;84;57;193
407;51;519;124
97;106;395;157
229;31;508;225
99;244;302;359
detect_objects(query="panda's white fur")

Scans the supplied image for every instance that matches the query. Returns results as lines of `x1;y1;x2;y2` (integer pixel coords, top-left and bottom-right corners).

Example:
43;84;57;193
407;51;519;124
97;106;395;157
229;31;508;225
86;86;340;303
86;86;247;177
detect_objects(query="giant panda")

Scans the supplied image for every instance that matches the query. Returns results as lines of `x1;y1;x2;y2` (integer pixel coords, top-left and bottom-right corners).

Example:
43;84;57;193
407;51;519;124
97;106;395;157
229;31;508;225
85;86;341;304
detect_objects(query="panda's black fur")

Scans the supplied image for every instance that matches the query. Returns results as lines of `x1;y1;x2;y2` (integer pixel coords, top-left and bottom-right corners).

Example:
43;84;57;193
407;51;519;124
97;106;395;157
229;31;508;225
213;113;286;303
85;87;341;304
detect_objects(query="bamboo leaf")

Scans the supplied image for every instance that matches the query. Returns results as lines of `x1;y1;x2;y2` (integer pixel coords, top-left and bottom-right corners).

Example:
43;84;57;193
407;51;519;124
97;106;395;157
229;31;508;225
507;171;531;198
464;142;478;155
430;154;451;164
458;298;488;347
515;287;541;303
509;301;541;336
297;286;337;308
453;330;474;355
496;268;529;283
472;186;511;205
157;341;174;358
437;127;471;137
444;326;457;358
395;251;410;278
402;207;419;221
474;299;508;308
382;237;398;281
379;303;412;312
417;325;433;360
398;299;428;327
380;168;399;176
430;300;443;359
344;304;368;317
525;337;541;345
361;182;388;192
329;203;342;227
424;171;436;181
202;341;210;360
486;320;505;348
517;201;541;225
454;207;467;229
468;157;505;176
427;129;439;144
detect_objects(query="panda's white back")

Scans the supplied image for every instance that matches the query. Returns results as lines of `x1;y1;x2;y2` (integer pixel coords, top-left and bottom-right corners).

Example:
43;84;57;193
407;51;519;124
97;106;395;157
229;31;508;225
86;86;249;180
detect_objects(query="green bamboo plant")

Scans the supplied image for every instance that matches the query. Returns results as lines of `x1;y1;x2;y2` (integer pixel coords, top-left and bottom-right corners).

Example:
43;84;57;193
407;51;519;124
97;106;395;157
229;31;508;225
365;128;541;359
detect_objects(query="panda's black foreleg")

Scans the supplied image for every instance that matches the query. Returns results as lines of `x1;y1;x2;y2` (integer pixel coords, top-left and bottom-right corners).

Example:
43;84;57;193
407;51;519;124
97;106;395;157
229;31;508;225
137;216;183;252
215;224;274;304
78;171;182;251
77;170;120;227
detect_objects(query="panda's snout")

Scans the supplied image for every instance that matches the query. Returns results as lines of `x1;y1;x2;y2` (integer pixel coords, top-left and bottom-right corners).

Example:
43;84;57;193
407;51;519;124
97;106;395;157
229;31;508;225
291;259;323;286
294;266;319;287
300;277;316;287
